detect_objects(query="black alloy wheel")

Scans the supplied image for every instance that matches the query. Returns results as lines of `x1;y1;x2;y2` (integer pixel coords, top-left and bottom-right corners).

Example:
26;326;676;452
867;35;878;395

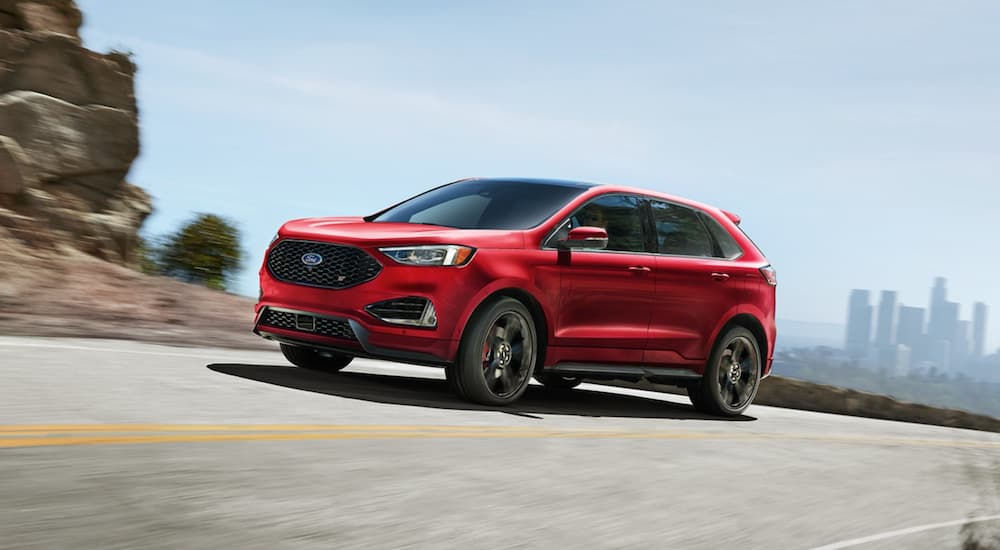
449;297;538;406
687;326;761;416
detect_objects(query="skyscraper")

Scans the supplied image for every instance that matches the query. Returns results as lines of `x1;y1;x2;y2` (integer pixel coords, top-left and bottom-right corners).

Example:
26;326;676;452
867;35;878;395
893;344;912;376
953;320;969;372
875;290;897;348
973;302;987;359
931;301;961;371
930;276;947;309
927;277;948;341
940;302;960;341
896;305;925;367
845;290;872;359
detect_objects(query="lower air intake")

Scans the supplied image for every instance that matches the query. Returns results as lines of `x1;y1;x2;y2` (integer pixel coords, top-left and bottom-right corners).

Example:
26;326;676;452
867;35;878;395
257;308;357;341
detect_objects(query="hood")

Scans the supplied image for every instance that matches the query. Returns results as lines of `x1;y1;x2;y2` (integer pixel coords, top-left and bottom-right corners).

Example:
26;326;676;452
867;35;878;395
278;217;526;249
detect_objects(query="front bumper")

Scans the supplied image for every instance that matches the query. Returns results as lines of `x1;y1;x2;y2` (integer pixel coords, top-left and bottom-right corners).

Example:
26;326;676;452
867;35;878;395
254;306;450;366
254;249;492;366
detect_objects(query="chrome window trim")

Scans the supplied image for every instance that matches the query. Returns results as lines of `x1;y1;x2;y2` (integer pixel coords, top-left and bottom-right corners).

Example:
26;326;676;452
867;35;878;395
540;192;745;262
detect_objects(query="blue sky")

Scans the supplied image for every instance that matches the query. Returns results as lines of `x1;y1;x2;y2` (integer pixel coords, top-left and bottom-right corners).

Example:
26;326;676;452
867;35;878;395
78;1;1000;350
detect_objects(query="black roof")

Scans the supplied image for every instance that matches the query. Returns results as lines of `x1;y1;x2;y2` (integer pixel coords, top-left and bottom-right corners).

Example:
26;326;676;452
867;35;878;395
461;177;600;189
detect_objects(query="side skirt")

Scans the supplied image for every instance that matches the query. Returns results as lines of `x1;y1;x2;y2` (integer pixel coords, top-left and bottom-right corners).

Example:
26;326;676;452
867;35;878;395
543;363;702;385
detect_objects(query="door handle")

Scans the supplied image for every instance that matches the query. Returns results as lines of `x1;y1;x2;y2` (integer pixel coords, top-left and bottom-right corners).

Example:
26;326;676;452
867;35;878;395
711;272;730;281
628;266;652;273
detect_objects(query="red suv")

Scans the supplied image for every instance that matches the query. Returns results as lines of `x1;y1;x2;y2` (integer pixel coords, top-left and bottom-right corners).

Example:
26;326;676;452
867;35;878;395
254;178;776;416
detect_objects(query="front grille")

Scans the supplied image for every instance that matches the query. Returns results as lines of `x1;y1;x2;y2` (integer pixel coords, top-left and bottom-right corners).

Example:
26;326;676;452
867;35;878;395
257;308;357;341
314;317;356;340
260;309;297;331
365;297;429;323
267;240;382;289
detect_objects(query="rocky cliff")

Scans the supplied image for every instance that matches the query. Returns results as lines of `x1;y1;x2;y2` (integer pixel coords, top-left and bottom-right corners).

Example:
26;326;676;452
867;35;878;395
0;0;266;351
0;0;151;265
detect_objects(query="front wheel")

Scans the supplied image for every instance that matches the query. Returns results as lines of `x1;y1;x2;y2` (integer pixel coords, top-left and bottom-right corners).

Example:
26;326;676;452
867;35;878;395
280;344;353;372
688;327;761;417
449;297;538;406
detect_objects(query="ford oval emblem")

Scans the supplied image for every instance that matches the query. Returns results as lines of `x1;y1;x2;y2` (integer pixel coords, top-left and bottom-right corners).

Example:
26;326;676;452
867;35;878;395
301;252;323;266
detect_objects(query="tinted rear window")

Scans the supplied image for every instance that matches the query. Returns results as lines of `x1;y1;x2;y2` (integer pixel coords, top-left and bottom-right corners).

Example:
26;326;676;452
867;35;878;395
649;200;715;257
700;213;744;259
371;180;586;230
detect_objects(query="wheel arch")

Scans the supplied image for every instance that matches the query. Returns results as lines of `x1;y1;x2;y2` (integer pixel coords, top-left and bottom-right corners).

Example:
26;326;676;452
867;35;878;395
714;313;769;375
455;287;550;366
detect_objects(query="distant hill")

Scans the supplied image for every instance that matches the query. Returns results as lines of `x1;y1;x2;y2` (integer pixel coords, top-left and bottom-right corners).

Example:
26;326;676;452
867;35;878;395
776;319;844;350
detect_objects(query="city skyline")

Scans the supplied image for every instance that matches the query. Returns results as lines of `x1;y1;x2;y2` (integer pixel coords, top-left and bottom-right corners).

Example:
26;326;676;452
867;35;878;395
843;276;991;375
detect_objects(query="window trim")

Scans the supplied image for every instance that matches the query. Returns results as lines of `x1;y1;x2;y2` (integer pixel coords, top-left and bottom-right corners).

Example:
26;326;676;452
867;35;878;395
541;192;746;262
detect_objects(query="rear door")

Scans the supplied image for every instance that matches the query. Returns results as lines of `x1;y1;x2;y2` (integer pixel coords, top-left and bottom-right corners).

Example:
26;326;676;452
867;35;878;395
645;200;752;362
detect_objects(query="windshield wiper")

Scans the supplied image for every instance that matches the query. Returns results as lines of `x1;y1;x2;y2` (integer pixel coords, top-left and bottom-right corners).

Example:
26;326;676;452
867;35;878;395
412;222;460;229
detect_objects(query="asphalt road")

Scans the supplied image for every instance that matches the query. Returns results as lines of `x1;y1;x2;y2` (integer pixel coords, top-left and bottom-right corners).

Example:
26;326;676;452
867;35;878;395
1;336;999;550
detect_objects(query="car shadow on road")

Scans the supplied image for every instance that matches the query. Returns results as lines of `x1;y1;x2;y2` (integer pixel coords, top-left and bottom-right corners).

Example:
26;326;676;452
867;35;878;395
207;363;756;422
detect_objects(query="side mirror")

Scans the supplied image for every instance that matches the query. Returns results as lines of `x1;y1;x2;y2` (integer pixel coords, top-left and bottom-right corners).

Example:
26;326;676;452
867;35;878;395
557;226;608;250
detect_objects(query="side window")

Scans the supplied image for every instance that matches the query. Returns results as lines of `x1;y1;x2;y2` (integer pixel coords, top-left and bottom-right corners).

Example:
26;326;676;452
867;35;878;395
649;200;715;257
547;194;646;253
699;212;744;259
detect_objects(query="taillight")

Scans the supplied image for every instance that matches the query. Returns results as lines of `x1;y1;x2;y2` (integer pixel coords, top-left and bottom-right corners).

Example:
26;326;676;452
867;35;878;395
759;265;777;286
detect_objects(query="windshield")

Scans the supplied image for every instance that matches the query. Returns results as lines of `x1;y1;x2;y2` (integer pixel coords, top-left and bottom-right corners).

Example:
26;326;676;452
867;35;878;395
370;180;589;230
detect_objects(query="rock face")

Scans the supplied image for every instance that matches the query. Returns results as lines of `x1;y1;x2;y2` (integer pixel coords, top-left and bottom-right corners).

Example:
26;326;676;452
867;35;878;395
0;0;81;38
0;0;151;265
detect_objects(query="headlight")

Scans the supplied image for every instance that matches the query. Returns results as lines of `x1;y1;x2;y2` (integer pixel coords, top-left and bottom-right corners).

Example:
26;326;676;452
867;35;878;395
269;232;280;245
379;245;475;266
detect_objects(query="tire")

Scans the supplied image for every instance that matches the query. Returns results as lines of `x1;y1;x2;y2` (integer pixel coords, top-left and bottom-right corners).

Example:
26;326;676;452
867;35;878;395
688;326;761;417
450;297;538;406
280;343;353;372
534;373;583;390
445;363;465;398
686;384;711;413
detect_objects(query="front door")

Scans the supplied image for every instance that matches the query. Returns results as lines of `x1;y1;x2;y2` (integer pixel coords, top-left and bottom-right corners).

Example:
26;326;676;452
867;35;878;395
552;194;653;364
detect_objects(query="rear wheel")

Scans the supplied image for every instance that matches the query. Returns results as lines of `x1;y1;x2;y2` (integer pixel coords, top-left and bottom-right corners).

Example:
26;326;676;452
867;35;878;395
449;297;538;406
534;373;583;390
688;327;761;417
280;344;353;372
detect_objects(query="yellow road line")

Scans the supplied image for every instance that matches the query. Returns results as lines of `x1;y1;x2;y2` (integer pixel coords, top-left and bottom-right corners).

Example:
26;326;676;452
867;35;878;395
0;424;547;435
0;424;998;449
0;430;717;448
